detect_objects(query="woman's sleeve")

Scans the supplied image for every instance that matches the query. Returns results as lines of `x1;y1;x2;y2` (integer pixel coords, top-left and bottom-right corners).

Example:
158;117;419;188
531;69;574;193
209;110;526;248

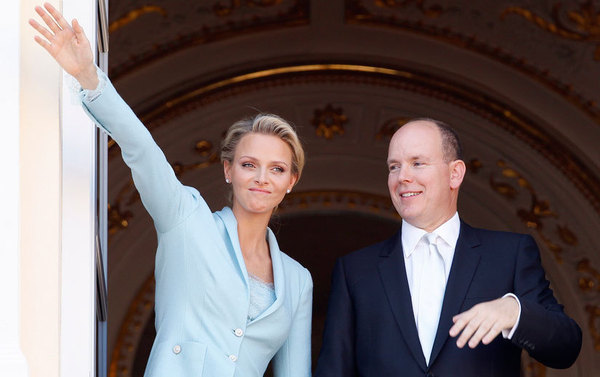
79;68;199;233
272;269;313;377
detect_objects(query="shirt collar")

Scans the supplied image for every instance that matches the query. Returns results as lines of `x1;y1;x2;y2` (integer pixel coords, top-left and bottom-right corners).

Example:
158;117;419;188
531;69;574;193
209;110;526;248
402;212;461;258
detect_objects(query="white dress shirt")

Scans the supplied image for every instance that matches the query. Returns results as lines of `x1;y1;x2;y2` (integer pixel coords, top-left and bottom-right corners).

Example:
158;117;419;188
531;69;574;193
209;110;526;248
402;213;520;342
402;213;461;328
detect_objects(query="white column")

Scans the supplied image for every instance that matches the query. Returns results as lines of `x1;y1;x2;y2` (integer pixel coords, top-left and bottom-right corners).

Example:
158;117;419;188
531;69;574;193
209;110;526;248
0;1;29;376
19;0;98;376
60;1;98;376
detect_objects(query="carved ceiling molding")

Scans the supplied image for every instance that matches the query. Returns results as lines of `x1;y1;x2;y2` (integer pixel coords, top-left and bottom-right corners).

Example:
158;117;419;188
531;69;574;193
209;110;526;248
108;0;309;79
501;1;600;61
107;63;600;215
345;0;600;127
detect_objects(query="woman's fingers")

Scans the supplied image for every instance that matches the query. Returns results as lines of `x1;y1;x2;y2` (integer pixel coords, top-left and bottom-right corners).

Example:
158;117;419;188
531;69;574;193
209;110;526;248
44;2;71;31
72;19;86;41
34;5;62;34
32;35;52;53
29;18;54;44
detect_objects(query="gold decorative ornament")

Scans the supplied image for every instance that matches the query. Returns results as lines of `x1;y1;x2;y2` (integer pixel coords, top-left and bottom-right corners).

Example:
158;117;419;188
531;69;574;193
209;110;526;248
586;304;600;351
578;258;600;292
312;104;348;140
109;5;167;33
376;117;411;139
502;1;600;61
474;159;570;262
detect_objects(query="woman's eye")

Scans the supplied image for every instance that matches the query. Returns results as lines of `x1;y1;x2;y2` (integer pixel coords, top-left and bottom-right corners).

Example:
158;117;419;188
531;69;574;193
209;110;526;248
272;166;284;173
241;162;254;168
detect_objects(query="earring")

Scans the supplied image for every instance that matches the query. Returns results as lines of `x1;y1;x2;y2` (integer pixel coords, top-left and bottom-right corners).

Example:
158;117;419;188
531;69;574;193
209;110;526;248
225;178;231;184
286;189;291;194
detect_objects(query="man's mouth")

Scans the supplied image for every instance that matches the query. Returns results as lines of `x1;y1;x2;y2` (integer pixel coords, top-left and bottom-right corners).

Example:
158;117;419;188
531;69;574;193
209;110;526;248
400;191;421;198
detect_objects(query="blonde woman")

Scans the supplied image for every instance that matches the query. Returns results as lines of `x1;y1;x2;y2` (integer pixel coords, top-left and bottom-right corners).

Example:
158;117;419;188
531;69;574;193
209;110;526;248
30;4;312;377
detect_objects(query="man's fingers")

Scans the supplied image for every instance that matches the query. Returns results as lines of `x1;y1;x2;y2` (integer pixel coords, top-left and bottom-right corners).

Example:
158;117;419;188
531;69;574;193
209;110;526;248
481;324;502;345
449;307;475;337
455;318;482;348
467;320;492;348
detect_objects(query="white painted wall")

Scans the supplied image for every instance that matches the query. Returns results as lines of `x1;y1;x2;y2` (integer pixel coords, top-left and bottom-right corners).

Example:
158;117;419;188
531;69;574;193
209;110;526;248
0;0;29;375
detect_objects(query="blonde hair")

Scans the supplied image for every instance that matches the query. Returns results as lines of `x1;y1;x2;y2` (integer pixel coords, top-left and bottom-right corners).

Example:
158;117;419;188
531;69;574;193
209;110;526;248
221;113;305;181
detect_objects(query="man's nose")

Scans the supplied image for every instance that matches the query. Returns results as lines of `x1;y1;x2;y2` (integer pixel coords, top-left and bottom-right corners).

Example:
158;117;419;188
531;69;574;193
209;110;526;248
397;165;413;182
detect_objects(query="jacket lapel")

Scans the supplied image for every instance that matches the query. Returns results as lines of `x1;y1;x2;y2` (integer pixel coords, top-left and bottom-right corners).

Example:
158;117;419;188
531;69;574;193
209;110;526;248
429;222;481;365
215;207;283;323
251;228;284;322
377;230;428;370
215;207;249;288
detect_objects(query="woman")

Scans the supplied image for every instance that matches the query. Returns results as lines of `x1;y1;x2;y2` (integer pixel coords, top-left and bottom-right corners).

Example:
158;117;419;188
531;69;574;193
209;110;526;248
30;3;312;377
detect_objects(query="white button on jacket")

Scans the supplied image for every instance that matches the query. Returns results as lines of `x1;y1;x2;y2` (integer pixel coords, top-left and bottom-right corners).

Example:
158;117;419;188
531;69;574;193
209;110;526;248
80;70;313;377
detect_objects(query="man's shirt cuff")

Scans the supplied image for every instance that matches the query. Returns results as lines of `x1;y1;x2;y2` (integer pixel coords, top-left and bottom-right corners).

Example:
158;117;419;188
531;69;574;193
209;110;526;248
501;293;521;339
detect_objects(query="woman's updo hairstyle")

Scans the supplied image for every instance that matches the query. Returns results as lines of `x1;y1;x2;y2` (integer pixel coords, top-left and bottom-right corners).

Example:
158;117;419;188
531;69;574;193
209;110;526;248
220;113;305;182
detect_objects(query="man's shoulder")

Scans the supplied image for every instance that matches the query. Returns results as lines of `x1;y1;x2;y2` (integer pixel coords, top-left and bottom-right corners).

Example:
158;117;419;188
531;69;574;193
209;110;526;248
340;232;400;263
461;222;534;249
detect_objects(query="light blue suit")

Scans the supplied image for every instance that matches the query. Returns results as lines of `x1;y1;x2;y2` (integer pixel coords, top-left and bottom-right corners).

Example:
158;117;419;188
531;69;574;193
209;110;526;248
80;71;313;377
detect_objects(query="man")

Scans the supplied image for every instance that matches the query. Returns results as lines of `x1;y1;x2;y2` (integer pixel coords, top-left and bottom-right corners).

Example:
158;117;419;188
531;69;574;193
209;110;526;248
314;119;582;377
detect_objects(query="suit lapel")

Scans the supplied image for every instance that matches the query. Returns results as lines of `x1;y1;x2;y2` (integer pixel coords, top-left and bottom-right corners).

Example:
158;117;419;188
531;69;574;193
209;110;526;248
429;223;481;365
377;231;428;370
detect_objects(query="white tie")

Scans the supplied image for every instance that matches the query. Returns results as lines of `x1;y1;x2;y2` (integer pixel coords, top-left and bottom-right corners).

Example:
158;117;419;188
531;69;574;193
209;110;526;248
417;233;446;365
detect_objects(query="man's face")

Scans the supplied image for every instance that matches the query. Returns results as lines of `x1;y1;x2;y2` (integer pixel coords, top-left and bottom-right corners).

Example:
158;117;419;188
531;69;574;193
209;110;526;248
387;121;462;231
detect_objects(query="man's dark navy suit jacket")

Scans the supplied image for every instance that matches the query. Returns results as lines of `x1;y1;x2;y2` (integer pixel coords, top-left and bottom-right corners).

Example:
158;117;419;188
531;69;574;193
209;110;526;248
315;222;582;377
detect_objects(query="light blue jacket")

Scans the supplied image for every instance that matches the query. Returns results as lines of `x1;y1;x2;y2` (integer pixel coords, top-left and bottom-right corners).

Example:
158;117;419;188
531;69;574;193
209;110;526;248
80;71;313;377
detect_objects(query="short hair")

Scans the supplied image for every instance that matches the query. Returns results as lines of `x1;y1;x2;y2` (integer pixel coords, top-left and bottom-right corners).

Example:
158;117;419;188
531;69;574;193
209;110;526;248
220;113;305;181
408;117;463;162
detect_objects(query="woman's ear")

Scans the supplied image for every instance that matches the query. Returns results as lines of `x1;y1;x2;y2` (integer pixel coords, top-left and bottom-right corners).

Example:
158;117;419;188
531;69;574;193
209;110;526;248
289;173;298;191
449;159;466;189
223;160;231;183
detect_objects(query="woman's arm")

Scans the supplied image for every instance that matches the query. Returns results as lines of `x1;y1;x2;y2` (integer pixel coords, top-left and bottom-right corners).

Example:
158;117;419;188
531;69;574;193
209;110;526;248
30;3;199;232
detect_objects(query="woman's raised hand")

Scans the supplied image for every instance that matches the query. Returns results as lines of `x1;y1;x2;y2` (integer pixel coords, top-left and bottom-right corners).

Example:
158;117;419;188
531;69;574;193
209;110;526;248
29;2;98;90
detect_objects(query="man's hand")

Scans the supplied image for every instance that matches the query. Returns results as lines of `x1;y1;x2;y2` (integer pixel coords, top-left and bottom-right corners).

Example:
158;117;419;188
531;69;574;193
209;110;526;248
449;296;519;349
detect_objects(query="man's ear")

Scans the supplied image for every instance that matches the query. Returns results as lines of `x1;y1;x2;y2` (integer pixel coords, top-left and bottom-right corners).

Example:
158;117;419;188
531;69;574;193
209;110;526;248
449;159;466;189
